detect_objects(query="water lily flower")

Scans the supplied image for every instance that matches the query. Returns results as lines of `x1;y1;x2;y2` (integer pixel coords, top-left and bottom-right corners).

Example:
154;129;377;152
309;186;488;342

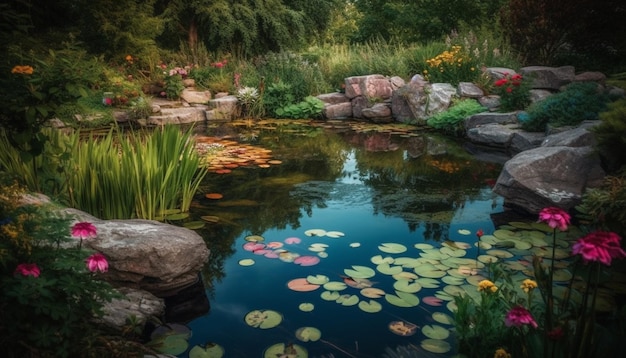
86;253;109;273
572;231;626;266
14;263;41;277
476;229;484;238
505;305;538;328
538;207;571;231
71;222;97;240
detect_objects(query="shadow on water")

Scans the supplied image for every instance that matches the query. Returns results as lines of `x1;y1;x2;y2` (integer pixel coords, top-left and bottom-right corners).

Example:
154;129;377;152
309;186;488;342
159;120;509;358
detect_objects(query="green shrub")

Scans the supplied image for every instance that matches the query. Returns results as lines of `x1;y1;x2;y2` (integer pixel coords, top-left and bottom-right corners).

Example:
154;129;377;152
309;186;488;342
263;81;296;117
576;169;626;237
275;96;325;119
590;99;626;173
427;99;486;136
520;82;610;132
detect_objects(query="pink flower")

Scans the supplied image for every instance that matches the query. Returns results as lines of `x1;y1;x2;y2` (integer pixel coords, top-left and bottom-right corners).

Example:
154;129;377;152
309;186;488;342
572;231;626;266
494;78;508;87
476;229;484;238
14;263;41;278
538;207;570;231
71;222;97;240
505;306;538;328
86;253;109;273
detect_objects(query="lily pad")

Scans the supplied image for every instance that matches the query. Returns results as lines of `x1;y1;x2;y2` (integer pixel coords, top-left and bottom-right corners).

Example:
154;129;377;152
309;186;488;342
336;294;359;306
388;321;418;336
420;339;451;354
189;342;225;358
320;291;341;301
244;235;265;242
416;278;441;289
244;309;283;329
263;343;307;358
422;296;444;306
298;302;315;312
422;324;450;339
385;291;419;307
457;229;471;235
287;278;320;292
148;334;189;355
306;274;329;285
294;256;320;266
393;280;422;293
393;271;419;281
344;265;376;279
304;229;327;237
414;243;435;250
323;281;347;291
371;255;395;265
378;243;408;254
165;212;190;221
183;221;206;230
326;231;345;238
376;263;403;275
358;299;383;313
238;258;255;266
432;312;454;325
360;287;385;299
295;327;322;342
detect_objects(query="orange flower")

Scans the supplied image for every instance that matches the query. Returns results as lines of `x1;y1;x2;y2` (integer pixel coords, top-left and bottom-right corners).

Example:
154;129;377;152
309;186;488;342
11;65;34;75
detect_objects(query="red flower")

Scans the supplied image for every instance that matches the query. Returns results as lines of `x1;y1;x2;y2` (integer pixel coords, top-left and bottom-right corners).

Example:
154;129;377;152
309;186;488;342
506;87;513;93
71;222;97;240
505;306;538;328
572;231;626;266
547;327;564;340
86;253;109;273
538;207;570;231
14;263;41;278
494;78;508;87
476;229;484;238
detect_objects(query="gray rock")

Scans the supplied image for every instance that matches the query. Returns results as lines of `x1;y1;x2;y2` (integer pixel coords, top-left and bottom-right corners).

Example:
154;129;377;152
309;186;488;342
145;106;207;126
180;88;211;104
520;66;575;90
493;146;605;213
317;92;350;105
206;95;238;121
323;102;353;119
457;82;484;98
466;123;519;148
465;112;518;131
100;287;165;330
362;103;392;123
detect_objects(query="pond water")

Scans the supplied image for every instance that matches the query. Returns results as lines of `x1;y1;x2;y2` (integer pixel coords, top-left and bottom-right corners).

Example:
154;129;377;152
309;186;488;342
169;120;508;358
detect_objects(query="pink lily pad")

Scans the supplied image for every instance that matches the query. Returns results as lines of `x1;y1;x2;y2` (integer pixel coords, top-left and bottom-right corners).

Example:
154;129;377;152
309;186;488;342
254;249;272;256
285;237;302;244
294;256;320;267
264;251;279;259
243;242;266;252
266;241;284;249
422;296;444;306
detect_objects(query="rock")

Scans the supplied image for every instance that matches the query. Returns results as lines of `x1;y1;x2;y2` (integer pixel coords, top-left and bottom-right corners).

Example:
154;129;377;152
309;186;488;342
574;71;606;85
182;78;195;87
351;96;369;119
144;106;208;126
100;287;165;331
541;123;598;148
484;67;517;79
61;208;210;297
529;89;553;104
520;65;575;90
180;88;211;104
344;74;394;100
457;82;484;98
317;92;350;105
465;112;518;131
493;145;605;213
206;95;238;121
323;102;352;119
362;102;392;123
466;123;520;148
477;95;500;110
510;131;545;153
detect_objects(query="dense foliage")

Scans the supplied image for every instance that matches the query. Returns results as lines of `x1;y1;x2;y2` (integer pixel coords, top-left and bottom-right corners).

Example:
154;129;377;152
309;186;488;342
590;99;626;173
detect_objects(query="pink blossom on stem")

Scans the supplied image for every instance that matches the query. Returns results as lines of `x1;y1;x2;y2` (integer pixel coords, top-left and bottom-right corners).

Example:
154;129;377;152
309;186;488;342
14;263;41;278
71;222;97;240
572;231;626;266
505;305;538;328
538;207;571;231
86;253;109;273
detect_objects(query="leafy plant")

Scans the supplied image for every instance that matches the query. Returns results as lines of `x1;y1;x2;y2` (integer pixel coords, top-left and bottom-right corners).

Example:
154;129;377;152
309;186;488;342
576;169;626;236
275;96;325;119
427;99;486;136
521;82;610;132
492;72;532;111
420;45;481;85
0;182;123;357
263;80;296;117
590;99;626;173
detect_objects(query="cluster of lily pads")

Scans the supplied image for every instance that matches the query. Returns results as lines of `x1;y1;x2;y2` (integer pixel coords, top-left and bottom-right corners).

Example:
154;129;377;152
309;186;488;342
148;220;592;357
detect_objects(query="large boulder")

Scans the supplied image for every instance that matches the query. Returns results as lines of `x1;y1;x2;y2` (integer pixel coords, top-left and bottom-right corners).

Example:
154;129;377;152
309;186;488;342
62;208;210;297
493;145;605;213
100;287;165;330
520;65;576;90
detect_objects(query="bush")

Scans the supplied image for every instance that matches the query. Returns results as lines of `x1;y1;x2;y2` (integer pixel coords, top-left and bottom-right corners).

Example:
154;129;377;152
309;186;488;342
263;81;296;117
576;169;626;237
275;96;325;119
590;99;626;173
427;99;486;136
520;82;610;132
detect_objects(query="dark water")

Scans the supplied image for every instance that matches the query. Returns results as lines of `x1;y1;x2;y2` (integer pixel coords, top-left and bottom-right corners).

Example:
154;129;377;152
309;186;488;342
171;121;506;358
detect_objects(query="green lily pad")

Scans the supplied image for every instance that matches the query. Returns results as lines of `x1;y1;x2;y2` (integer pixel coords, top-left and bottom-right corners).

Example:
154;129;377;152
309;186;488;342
393;280;422;293
457;229;471;235
323;281;347;291
304;229;327;237
298;303;315;312
360;287;385;299
376;263;403;275
422;324;450;339
421;339;451;354
244;310;283;329
189;342;225;358
147;334;189;355
344;265;376;279
306;274;329;285
358;299;382;313
378;243;407;254
336;294;359;306
414;243;435;250
295;327;322;342
393;271;419;281
263;343;307;358
416;277;441;289
321;291;341;301
244;235;265;242
385;291;419;307
432;312;454;325
326;231;345;238
238;258;255;266
371;255;395;265
183;221;206;230
165;212;190;221
393;257;421;268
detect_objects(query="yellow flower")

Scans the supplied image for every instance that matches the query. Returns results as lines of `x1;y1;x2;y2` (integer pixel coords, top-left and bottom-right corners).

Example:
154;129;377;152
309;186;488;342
125;54;133;61
494;348;511;358
478;279;498;293
11;65;34;75
520;279;537;293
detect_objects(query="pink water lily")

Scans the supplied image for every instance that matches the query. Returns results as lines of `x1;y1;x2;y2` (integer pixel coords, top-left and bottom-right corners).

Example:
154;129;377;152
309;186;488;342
71;222;98;240
572;231;626;266
14;263;41;278
538;207;570;231
86;253;109;273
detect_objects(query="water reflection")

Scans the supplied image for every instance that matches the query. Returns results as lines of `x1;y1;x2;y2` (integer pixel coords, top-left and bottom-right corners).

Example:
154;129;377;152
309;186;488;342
174;121;504;357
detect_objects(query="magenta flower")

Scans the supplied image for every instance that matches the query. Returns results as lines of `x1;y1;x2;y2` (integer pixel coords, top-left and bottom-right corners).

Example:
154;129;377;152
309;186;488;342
538;207;571;231
572;231;626;266
71;222;97;240
14;263;41;278
86;253;109;273
505;306;538;328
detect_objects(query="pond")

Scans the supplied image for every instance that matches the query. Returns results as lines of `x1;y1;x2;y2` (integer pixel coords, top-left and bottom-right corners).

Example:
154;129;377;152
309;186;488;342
165;120;508;358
